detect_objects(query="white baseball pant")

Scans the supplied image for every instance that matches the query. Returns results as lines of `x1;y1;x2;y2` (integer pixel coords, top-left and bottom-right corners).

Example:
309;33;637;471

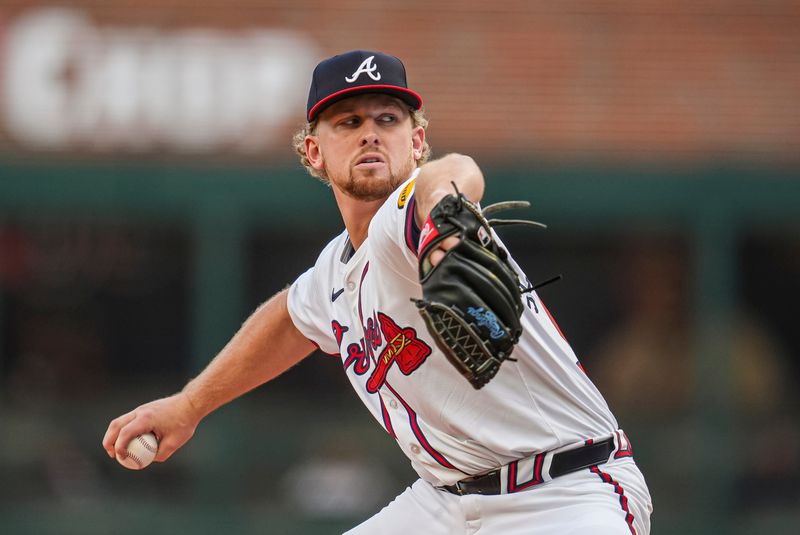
344;457;652;535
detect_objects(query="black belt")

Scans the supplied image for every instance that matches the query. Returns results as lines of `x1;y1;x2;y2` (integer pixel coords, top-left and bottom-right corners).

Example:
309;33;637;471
440;437;615;496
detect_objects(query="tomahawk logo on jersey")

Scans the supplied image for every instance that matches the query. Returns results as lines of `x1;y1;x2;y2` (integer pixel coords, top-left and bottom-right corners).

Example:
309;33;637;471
331;306;432;393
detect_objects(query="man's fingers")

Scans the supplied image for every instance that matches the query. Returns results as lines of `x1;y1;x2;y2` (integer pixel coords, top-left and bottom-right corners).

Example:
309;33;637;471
430;236;460;267
440;236;460;250
102;412;135;458
429;249;445;267
114;420;151;459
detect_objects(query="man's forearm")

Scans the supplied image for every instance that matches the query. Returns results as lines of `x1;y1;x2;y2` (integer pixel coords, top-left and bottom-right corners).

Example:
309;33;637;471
182;289;315;420
414;153;485;226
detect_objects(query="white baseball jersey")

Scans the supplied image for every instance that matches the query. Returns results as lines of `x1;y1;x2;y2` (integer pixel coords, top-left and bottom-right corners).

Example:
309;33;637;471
287;170;620;487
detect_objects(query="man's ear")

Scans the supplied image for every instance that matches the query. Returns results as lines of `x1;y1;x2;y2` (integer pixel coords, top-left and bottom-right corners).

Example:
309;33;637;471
305;136;324;171
412;126;425;161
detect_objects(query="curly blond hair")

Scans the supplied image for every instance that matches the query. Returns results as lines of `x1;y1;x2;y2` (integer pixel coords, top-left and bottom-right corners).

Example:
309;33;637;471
292;107;431;183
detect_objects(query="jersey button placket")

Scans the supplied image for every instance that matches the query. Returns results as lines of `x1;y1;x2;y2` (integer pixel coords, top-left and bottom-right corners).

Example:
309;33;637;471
410;444;421;455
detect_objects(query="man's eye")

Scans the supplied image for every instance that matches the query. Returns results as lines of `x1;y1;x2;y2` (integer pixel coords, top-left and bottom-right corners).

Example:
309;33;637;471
341;117;360;126
379;115;397;123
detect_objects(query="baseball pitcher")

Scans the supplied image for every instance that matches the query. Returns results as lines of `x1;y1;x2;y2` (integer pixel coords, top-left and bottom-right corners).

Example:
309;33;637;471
103;50;653;534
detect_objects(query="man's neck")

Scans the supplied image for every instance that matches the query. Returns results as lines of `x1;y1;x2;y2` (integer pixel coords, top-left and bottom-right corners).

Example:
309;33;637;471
332;189;386;250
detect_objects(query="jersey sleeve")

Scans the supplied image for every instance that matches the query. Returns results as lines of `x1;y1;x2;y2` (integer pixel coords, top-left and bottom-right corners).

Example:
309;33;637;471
287;265;340;356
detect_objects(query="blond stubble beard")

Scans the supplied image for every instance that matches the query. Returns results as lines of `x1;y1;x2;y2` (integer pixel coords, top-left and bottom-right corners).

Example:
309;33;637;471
329;152;417;202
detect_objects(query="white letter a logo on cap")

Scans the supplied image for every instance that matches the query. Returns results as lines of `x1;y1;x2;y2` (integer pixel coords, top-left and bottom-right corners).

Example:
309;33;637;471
345;56;382;83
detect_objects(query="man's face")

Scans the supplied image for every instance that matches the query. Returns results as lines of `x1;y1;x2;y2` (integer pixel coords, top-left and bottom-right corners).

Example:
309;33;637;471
305;94;425;201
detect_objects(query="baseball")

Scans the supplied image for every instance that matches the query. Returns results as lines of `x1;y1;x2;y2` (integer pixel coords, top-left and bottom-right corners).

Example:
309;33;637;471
116;432;159;470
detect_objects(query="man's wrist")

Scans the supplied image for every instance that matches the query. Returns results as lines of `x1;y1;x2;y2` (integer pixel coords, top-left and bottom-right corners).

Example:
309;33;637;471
180;385;208;422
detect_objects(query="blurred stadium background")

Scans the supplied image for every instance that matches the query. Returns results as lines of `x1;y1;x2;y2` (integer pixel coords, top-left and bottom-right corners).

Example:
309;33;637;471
1;1;798;533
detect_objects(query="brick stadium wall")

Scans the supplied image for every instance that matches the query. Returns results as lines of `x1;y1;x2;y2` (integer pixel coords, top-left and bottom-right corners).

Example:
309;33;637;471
0;0;798;165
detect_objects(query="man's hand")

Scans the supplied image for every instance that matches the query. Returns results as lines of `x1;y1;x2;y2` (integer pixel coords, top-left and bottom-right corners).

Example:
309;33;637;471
102;391;202;463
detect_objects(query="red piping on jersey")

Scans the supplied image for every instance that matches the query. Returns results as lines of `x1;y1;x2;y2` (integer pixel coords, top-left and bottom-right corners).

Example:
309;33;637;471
404;196;420;256
310;340;339;357
379;395;397;438
384;382;460;471
357;262;370;325
540;299;568;341
591;466;638;535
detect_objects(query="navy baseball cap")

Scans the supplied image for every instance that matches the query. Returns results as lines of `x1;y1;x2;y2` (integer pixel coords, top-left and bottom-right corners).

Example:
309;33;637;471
306;50;423;122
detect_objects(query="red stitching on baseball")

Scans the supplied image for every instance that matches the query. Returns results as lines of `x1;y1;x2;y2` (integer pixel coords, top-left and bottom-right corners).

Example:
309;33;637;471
137;435;158;454
127;453;144;467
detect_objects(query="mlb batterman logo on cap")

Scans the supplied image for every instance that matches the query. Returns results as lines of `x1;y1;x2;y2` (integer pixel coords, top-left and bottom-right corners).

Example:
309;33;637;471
306;50;423;122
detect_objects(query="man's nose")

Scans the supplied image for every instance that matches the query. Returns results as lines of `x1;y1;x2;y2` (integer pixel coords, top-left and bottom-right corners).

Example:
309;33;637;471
360;127;381;147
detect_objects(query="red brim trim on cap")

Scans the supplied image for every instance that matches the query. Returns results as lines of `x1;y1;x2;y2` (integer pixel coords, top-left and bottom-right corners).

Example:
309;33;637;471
308;85;423;121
